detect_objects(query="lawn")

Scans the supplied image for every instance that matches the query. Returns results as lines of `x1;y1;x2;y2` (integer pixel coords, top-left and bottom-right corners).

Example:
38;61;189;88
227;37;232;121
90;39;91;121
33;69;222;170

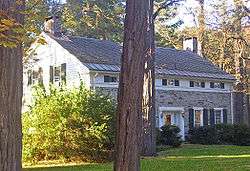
23;144;250;171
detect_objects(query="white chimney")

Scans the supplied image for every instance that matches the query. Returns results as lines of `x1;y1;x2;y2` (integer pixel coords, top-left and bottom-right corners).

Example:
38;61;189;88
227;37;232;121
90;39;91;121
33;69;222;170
183;37;202;56
44;16;62;37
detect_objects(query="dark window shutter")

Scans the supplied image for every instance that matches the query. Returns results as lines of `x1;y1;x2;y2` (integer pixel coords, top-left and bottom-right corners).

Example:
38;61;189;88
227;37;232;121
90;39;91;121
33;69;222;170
210;82;214;88
190;81;194;87
223;109;227;124
189;108;194;129
203;109;208;126
220;83;225;89
162;79;167;86
28;70;32;85
201;82;205;88
38;67;43;85
210;109;215;126
49;66;54;83
61;63;66;84
175;80;179;86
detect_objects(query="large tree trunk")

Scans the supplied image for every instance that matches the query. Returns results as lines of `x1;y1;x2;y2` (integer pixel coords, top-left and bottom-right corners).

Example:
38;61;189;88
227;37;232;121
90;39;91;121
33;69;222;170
141;0;156;157
0;0;24;170
114;0;151;170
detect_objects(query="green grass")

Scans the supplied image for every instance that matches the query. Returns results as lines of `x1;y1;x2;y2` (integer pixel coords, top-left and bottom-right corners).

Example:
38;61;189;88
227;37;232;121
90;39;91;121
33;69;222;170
23;144;250;171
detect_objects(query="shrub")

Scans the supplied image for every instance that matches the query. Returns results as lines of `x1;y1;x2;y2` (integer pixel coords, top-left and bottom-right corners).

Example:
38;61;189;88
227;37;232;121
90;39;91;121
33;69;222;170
157;125;182;147
189;126;219;145
22;84;116;163
189;124;250;146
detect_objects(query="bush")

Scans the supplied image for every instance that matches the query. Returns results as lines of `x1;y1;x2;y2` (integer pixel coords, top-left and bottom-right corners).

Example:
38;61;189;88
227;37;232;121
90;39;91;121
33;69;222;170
157;125;182;147
189;124;250;146
22;84;116;163
188;126;219;144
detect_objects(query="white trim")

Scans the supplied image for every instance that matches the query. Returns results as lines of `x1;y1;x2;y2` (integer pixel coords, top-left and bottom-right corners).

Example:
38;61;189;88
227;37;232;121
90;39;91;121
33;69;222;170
91;83;118;88
156;86;231;93
90;83;232;93
159;107;185;112
231;91;234;124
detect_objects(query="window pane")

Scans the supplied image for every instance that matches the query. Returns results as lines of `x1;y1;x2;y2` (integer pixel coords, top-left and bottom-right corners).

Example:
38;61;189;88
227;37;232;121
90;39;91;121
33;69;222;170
215;110;222;124
104;75;117;82
162;79;167;86
168;79;175;85
190;81;194;87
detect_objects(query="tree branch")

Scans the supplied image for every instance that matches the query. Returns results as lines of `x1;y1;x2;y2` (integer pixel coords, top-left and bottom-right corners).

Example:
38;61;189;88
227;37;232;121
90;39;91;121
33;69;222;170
153;0;182;20
226;36;249;47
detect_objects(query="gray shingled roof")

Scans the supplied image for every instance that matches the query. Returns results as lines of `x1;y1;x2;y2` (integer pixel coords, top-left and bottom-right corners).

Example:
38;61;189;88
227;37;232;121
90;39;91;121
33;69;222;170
51;34;235;81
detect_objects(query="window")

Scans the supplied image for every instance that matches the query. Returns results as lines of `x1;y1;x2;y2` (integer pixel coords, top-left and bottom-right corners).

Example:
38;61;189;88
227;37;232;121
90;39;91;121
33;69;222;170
104;75;117;83
27;67;43;86
190;81;205;88
54;66;61;82
194;109;203;127
214;109;223;124
162;79;179;86
49;63;67;85
210;82;225;89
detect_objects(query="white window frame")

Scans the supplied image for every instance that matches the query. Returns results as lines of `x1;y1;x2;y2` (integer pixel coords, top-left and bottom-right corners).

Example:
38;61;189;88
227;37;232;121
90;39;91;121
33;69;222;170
193;107;204;127
214;108;223;124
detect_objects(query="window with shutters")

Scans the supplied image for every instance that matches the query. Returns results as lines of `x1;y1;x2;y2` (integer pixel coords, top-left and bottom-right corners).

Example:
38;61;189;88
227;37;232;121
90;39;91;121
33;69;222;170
214;109;223;124
194;109;203;127
49;63;67;85
104;75;117;83
27;67;43;86
190;81;205;88
162;79;179;86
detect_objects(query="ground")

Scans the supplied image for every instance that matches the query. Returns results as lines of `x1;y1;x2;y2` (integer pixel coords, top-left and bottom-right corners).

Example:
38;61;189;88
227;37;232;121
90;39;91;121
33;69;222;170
23;144;250;171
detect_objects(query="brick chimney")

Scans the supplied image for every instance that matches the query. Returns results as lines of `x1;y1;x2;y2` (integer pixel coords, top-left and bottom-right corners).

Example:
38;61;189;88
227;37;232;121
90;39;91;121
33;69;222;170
183;37;202;56
44;16;62;37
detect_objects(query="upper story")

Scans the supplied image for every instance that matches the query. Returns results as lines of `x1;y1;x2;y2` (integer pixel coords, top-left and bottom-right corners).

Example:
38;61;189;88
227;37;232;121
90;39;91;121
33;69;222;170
24;17;236;95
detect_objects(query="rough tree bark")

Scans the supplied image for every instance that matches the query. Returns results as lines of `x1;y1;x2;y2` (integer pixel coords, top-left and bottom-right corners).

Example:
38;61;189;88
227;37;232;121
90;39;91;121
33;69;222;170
0;0;24;170
114;0;152;170
141;0;156;157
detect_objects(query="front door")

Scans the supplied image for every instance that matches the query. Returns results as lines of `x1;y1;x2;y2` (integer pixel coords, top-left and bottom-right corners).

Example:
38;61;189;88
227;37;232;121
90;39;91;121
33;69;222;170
161;111;185;140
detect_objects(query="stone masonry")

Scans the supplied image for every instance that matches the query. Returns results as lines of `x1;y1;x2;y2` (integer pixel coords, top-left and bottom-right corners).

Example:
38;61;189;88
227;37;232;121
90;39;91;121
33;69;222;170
96;87;232;135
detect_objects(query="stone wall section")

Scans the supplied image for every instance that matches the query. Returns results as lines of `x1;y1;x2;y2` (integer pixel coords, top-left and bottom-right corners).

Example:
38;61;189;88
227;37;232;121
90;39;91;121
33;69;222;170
95;87;233;135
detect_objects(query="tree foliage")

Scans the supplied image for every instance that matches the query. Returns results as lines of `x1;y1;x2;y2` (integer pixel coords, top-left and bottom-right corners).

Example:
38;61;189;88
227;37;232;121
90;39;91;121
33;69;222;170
62;0;124;42
0;1;25;48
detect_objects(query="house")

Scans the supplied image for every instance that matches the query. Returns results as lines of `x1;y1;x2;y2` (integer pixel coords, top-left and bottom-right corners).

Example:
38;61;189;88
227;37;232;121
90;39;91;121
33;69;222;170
23;17;236;140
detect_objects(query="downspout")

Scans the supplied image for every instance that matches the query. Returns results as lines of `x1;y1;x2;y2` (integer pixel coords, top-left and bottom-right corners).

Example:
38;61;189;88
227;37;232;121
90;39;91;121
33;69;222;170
231;88;234;124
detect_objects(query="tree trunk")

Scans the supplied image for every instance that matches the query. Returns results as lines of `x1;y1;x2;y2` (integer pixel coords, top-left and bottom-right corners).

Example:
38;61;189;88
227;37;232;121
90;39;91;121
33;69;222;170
197;0;205;57
141;0;156;157
0;1;24;170
114;0;151;170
